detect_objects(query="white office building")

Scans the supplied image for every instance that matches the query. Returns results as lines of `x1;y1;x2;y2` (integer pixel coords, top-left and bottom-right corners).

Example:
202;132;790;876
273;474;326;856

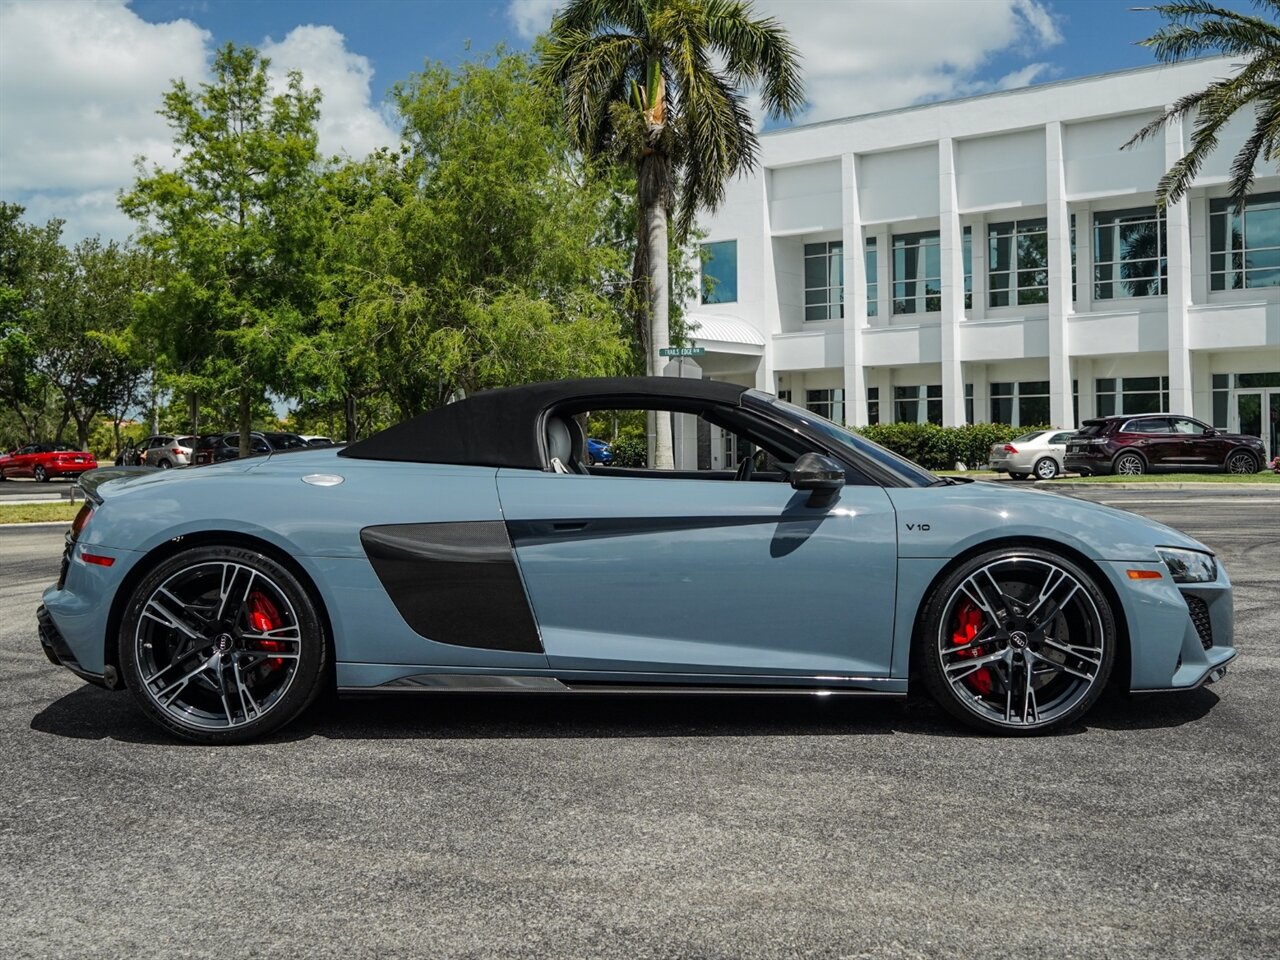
683;57;1280;463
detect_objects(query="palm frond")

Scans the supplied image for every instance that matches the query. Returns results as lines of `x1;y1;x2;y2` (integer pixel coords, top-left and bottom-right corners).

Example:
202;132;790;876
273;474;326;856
700;0;804;118
552;0;652;40
537;30;645;154
1136;2;1280;60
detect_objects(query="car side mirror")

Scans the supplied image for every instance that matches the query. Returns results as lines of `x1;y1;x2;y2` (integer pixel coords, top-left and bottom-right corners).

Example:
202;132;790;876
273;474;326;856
1203;427;1216;436
791;452;845;507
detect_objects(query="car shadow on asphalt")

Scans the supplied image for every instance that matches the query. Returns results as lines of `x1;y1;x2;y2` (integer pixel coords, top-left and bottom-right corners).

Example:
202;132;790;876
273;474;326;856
29;682;1222;745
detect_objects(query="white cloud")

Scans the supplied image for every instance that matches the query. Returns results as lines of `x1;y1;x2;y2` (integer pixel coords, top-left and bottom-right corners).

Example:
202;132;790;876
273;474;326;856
260;24;397;162
755;0;1064;123
507;0;562;41
0;0;209;239
0;2;397;242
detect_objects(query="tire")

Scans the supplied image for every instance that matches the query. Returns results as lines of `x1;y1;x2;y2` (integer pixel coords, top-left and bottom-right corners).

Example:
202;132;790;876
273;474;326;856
34;465;48;483
1033;457;1059;480
916;547;1116;734
1224;450;1258;475
1113;452;1145;476
1009;472;1030;481
157;459;172;469
118;545;328;744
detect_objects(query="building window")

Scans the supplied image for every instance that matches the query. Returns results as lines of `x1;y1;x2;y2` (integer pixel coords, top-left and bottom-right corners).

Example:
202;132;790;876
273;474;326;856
776;389;792;403
1095;376;1169;417
894;385;942;424
1210;191;1280;290
988;218;1048;307
804;241;843;321
806;388;843;423
1212;374;1228;428
990;380;1050;426
892;231;941;314
865;237;878;317
963;226;973;310
1093;207;1167;299
867;386;880;425
965;383;974;425
701;240;738;304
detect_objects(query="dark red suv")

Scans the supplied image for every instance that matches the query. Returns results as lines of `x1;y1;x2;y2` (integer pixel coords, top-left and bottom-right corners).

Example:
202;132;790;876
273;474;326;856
1064;414;1265;476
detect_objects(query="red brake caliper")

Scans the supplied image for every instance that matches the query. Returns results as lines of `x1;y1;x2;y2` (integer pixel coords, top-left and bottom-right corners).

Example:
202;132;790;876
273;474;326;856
951;598;993;695
247;591;285;670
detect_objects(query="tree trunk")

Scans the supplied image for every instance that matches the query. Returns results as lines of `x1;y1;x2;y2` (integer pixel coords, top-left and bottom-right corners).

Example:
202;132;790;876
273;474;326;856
344;392;357;443
188;390;199;435
640;151;674;470
238;386;251;459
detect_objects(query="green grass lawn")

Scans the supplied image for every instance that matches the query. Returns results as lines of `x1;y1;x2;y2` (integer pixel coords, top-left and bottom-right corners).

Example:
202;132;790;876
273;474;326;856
0;502;80;524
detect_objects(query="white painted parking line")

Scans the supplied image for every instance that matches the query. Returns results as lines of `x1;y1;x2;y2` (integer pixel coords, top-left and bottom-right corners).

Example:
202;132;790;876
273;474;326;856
1100;498;1280;505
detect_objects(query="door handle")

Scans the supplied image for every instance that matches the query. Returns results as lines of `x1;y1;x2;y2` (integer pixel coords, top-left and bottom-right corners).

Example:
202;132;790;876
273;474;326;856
551;521;589;532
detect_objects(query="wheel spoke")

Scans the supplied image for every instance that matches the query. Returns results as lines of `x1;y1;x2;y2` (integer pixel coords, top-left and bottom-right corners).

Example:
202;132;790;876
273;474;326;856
1030;649;1095;682
232;658;262;721
154;655;216;705
1020;658;1038;724
944;647;1006;681
1039;636;1102;669
141;592;205;641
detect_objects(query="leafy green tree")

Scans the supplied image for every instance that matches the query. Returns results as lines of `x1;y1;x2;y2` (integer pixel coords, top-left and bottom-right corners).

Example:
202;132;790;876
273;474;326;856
538;0;804;465
1126;1;1280;208
0;203;64;442
305;51;629;430
120;43;324;457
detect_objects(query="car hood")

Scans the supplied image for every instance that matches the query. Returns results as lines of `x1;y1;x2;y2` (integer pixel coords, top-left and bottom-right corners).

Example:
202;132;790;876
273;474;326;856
885;479;1211;561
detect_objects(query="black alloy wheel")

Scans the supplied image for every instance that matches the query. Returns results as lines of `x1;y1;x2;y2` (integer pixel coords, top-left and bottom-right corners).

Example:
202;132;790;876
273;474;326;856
917;547;1116;734
1225;450;1258;475
1033;457;1059;480
1113;452;1145;476
118;545;327;743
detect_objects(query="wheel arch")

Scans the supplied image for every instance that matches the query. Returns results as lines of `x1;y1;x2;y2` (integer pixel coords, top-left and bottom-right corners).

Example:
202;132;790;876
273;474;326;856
908;535;1132;693
103;530;337;686
1111;449;1147;472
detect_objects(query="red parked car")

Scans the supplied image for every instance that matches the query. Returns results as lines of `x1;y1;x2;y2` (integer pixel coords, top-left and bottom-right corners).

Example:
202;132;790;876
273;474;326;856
0;443;98;482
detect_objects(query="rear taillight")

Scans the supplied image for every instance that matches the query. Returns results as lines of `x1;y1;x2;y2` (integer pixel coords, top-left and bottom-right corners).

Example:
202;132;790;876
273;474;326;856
1003;444;1018;453
171;448;181;455
70;503;93;540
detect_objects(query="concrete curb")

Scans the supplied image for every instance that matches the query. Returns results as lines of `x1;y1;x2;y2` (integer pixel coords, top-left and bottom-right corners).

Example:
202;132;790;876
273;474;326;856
1035;480;1280;492
0;521;72;529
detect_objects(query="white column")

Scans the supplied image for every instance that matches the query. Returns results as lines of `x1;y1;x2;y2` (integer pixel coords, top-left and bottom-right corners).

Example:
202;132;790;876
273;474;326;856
1165;112;1194;416
758;171;778;392
1075;357;1096;422
969;361;989;424
938;138;966;426
969;215;987;321
1046;122;1074;427
873;225;891;323
1075;201;1093;316
841;153;869;425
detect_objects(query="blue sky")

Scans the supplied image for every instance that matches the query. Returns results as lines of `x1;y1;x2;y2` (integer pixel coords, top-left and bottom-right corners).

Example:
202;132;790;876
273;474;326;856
0;0;1261;242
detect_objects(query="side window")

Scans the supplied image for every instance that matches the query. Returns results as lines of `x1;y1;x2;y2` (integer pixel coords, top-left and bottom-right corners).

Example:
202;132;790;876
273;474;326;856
1169;418;1203;435
1126;418;1171;434
1049;432;1075;444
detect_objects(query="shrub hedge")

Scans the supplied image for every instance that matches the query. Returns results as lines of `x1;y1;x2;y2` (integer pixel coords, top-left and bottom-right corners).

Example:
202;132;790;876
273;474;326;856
854;422;1057;470
610;435;648;468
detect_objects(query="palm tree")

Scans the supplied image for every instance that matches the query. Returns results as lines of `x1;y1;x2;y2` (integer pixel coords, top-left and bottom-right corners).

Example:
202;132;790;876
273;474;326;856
538;0;803;466
1125;1;1280;210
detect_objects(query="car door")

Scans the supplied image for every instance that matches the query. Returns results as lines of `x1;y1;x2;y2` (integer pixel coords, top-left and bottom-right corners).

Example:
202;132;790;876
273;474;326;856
1167;417;1215;468
1124;417;1176;468
13;444;37;477
496;470;899;679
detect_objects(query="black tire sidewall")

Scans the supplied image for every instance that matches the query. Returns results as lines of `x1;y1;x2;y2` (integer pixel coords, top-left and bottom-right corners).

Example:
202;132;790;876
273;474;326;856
118;545;327;744
916;547;1117;735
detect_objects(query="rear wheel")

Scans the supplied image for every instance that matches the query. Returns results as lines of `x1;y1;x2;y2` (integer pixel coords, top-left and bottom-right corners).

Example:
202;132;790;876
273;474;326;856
1033;457;1059;480
118;545;327;744
1225;450;1258;475
157;459;172;469
917;548;1116;734
1009;472;1030;481
1113;452;1145;476
34;465;48;482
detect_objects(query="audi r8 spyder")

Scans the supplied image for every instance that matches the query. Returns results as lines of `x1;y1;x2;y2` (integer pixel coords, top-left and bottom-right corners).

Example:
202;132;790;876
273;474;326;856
37;377;1235;743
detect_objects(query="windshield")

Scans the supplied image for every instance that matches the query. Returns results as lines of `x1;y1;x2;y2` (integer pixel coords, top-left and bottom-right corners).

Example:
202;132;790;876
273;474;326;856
745;390;939;487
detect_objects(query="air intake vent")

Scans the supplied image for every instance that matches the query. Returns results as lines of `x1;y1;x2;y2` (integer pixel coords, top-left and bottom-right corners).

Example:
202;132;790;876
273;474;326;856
1184;595;1213;650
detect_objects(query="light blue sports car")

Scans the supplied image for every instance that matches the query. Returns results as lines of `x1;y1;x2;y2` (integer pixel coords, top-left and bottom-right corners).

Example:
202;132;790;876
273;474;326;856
37;377;1235;743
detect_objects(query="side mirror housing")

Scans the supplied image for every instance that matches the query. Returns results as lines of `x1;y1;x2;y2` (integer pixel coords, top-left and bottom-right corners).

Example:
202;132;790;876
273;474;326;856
1203;427;1216;436
791;452;846;506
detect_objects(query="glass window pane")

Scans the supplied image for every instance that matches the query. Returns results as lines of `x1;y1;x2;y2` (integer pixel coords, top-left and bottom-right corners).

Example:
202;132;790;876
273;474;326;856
1244;195;1280;250
805;305;828;322
1097;393;1115;417
701;240;737;304
1021;380;1049;395
804;243;825;257
989;233;1012;273
1209;211;1226;254
805;254;826;289
1019;395;1050;426
1245;267;1280;287
990;397;1013;424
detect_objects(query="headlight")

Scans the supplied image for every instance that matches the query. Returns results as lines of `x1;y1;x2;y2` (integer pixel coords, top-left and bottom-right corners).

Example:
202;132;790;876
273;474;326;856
1157;547;1217;584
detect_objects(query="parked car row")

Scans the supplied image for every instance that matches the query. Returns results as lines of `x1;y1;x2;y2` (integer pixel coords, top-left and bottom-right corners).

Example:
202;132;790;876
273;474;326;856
988;413;1266;478
0;443;97;481
110;432;337;468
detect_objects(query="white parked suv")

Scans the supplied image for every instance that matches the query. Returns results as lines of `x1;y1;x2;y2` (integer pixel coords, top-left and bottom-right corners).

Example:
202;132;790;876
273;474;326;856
141;435;196;469
988;429;1075;480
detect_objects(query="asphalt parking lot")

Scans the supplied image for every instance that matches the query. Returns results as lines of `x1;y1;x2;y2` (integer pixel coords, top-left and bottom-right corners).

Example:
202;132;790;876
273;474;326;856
1;488;1277;959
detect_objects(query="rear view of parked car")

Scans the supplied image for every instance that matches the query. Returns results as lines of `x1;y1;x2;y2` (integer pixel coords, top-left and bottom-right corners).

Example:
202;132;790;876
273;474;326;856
988;430;1075;480
0;443;97;481
1065;415;1264;475
139;435;196;469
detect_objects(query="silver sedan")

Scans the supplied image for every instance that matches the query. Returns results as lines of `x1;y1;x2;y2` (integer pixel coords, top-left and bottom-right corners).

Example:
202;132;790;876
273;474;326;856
988;429;1076;480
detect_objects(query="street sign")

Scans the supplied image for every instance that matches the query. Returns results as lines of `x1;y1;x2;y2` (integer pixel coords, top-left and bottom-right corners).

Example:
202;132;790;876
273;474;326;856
659;346;706;357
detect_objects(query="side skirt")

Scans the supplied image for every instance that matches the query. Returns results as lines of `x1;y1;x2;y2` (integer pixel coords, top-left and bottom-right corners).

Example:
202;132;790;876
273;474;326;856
339;671;907;697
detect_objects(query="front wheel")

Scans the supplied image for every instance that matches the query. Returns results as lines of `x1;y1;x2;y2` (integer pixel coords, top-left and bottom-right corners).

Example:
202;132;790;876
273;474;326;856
118;545;328;744
1033;457;1059;480
917;548;1116;734
34;465;48;482
1008;472;1030;481
1113;452;1145;476
1225;450;1258;475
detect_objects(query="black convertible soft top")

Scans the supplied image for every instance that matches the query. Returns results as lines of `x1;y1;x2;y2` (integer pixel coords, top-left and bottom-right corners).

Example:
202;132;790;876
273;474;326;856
339;376;750;469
